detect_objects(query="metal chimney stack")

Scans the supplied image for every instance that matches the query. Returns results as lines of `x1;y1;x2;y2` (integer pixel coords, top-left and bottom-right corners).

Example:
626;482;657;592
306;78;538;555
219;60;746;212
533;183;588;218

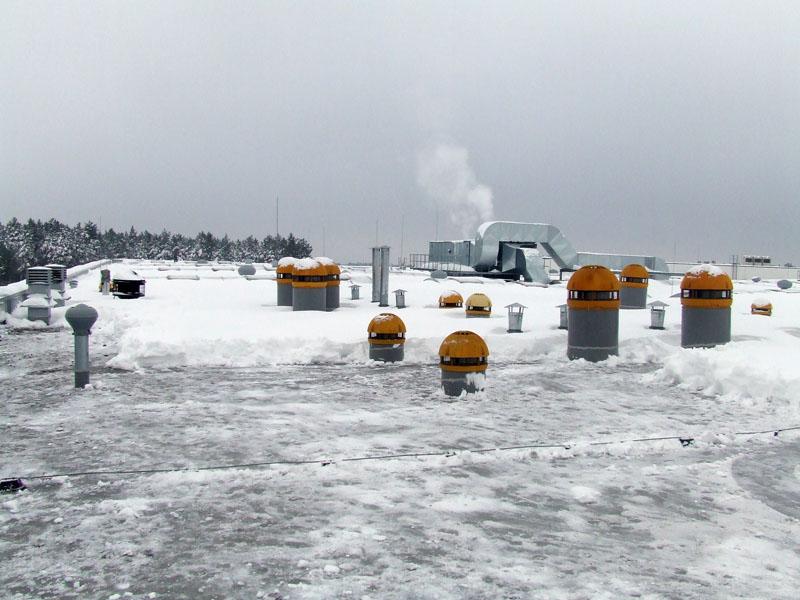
371;246;390;306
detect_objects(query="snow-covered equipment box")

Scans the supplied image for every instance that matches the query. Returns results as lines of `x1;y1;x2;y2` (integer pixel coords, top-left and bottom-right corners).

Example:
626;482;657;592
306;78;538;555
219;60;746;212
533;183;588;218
111;268;146;299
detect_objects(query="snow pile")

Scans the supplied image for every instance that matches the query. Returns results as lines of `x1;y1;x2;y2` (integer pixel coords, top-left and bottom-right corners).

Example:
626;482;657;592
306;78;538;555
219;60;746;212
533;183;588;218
686;263;725;277
649;339;800;408
369;313;397;324
315;256;335;266
751;296;771;308
20;296;53;308
294;258;321;271
570;485;601;504
277;257;298;268
110;266;143;281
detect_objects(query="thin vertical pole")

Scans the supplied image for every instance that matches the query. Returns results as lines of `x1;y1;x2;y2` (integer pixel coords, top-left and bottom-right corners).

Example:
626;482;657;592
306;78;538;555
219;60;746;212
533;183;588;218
276;196;279;237
400;214;404;267
379;247;390;307
371;247;380;302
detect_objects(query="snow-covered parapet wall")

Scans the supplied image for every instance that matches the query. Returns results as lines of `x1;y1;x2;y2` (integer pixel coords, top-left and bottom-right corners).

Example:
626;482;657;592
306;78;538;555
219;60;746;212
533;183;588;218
67;258;114;280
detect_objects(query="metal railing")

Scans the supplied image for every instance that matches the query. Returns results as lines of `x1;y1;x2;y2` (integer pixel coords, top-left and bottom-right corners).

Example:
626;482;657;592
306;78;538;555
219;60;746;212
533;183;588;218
408;254;474;273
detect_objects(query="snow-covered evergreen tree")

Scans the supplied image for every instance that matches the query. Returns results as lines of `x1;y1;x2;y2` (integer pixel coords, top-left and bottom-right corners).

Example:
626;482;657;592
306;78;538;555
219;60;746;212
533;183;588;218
0;218;313;283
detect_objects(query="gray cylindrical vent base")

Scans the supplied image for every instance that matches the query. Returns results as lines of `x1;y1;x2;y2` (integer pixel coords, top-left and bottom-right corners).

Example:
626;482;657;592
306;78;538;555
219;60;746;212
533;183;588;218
567;308;619;362
27;306;51;324
326;286;340;311
74;333;90;388
74;335;89;372
681;306;731;348
441;370;486;396
292;287;326;311
369;344;404;362
75;370;90;388
620;286;648;310
277;283;293;307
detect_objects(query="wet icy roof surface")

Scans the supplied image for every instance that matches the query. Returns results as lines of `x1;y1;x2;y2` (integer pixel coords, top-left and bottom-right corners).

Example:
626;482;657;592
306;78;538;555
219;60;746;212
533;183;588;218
2;261;800;599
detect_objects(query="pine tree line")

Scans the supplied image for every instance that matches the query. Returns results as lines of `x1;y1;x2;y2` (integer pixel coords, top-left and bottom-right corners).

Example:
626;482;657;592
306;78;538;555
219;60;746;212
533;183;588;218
0;218;313;285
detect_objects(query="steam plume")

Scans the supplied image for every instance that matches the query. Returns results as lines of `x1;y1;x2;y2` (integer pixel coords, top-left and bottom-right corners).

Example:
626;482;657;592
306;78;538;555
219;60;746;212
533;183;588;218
416;143;494;237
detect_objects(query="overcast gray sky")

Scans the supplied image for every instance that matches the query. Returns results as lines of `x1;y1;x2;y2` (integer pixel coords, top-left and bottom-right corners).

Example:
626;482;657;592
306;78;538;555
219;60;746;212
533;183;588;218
2;1;799;262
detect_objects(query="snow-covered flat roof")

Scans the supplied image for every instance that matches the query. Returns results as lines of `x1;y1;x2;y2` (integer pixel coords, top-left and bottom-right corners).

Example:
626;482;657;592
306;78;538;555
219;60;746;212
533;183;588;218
3;261;800;598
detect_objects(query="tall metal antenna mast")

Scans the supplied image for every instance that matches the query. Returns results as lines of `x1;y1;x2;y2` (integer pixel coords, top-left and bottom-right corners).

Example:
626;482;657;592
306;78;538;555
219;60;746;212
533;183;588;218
276;196;279;237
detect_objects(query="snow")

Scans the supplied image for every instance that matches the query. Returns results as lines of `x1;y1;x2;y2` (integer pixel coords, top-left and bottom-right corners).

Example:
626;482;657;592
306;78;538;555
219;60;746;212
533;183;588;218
19;296;52;308
109;266;143;281
686;263;725;276
752;295;771;307
277;257;299;268
293;257;321;271
2;261;800;598
369;313;396;324
569;485;601;503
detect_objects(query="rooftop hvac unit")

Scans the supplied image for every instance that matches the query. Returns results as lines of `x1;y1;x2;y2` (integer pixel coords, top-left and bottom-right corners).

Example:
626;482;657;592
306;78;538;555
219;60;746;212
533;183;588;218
26;267;53;286
26;266;53;299
45;264;67;284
